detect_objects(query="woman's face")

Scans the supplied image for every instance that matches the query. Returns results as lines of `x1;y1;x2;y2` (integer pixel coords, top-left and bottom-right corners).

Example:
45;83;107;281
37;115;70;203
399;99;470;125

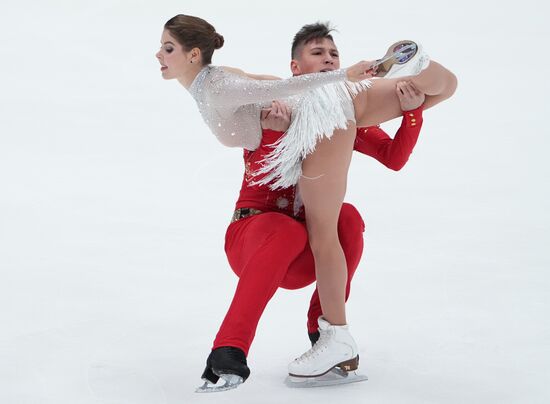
156;30;195;80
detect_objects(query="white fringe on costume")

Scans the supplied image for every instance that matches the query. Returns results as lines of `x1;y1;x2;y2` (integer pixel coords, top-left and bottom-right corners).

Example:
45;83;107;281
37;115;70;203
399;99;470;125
251;79;371;190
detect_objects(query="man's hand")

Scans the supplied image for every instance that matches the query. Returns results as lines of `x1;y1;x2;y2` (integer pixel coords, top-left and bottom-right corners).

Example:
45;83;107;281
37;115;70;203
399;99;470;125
260;100;292;132
396;81;425;111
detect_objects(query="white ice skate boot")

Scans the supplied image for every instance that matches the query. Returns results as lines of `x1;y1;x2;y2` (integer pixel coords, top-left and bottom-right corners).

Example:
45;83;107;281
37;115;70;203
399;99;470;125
373;40;430;79
288;317;359;378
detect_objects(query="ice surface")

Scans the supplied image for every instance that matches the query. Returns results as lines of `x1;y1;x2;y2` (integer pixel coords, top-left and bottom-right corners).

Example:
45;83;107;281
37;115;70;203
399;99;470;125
1;1;549;403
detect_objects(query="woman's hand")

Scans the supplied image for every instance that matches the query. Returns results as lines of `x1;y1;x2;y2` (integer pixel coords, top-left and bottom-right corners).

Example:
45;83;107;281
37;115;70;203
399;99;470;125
345;60;378;82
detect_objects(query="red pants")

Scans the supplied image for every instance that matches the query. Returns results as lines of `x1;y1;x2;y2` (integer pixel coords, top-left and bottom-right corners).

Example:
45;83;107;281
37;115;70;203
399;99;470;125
213;203;365;356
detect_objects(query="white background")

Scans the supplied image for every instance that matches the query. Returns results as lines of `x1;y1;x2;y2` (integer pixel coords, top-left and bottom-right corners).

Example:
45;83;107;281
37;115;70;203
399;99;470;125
0;0;548;403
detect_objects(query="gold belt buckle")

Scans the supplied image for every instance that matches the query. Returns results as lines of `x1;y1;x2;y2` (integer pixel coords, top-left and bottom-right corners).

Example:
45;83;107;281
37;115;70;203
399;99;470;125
231;208;262;223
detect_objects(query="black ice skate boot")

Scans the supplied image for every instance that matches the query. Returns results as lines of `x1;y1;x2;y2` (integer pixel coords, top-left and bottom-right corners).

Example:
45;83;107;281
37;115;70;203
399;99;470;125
196;347;250;393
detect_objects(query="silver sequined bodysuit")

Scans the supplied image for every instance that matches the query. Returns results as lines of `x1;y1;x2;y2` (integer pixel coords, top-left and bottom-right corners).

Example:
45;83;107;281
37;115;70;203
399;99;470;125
188;66;348;150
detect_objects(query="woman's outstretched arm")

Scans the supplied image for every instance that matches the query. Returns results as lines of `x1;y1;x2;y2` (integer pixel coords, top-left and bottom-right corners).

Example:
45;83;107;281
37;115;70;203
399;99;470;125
208;60;374;108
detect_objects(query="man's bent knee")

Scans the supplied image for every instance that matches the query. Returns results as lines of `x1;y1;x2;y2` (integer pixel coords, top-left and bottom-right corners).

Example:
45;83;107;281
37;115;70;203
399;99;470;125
339;203;365;234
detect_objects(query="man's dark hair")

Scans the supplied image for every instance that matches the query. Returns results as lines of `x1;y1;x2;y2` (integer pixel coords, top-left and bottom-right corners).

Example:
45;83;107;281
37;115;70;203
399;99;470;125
291;22;336;59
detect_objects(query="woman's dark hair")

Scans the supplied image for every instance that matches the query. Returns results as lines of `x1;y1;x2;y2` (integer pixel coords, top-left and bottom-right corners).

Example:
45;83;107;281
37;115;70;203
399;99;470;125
164;15;224;65
291;22;335;59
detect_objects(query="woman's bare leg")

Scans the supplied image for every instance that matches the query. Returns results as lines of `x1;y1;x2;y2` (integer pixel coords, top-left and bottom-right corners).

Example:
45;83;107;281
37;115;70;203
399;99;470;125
298;123;356;325
354;60;458;127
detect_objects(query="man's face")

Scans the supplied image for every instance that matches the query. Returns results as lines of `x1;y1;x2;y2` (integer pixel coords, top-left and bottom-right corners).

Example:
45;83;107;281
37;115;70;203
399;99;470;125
291;38;340;76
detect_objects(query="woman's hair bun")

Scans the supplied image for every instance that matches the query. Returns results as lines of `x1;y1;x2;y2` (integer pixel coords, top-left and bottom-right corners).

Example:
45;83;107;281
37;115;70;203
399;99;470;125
214;33;224;49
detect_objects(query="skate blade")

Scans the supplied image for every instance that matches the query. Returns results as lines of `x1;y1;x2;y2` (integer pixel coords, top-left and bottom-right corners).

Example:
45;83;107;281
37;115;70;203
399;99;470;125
195;374;244;393
285;368;368;388
373;42;417;77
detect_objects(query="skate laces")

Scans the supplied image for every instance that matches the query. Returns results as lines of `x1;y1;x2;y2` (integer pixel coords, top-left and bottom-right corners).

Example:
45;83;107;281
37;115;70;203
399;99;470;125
295;329;333;364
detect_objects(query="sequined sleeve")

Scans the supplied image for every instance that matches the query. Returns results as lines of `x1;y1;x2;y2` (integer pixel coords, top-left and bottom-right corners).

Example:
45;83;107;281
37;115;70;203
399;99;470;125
208;67;348;108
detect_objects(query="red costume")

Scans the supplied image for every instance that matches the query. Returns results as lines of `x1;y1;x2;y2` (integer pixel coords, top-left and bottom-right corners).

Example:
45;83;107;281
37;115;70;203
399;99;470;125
213;106;423;356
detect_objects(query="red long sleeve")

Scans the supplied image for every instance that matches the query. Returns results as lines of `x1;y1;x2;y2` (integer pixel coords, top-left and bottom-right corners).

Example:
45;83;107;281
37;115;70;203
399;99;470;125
353;106;424;171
